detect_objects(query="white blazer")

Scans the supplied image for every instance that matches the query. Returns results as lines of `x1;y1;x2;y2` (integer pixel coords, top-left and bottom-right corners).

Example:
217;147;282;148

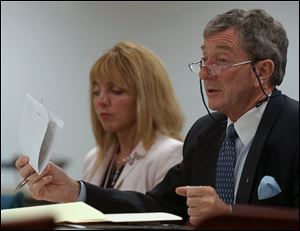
82;132;183;193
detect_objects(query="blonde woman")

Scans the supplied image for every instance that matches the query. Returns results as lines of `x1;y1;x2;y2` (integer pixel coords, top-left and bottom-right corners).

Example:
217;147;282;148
82;41;184;193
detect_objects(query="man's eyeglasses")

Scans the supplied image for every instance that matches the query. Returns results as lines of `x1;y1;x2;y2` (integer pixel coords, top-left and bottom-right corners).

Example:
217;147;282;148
188;60;252;76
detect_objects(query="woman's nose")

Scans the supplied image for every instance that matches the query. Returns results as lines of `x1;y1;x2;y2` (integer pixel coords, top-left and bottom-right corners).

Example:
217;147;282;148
95;93;109;106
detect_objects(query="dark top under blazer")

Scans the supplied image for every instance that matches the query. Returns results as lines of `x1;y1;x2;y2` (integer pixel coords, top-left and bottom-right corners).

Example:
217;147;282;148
84;89;299;221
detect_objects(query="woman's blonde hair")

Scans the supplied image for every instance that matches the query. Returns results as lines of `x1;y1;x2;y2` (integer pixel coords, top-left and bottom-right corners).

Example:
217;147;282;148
88;41;184;177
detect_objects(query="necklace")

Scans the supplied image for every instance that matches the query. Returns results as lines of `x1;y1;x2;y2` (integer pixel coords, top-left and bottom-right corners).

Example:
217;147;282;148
115;156;128;169
110;165;124;187
110;152;141;187
110;154;131;187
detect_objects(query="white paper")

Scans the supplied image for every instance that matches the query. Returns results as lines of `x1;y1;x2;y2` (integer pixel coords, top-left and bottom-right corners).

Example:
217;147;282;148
105;212;182;223
1;202;182;224
19;94;64;174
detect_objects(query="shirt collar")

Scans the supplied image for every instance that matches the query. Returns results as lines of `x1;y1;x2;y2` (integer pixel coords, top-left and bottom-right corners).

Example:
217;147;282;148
228;100;268;146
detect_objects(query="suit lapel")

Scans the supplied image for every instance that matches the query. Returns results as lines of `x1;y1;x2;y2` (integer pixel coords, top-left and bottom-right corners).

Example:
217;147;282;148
192;123;226;186
114;142;146;189
236;90;284;203
97;147;116;187
115;156;143;188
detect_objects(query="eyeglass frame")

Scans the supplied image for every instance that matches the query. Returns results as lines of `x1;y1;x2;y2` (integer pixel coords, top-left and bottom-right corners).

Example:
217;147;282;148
188;60;253;76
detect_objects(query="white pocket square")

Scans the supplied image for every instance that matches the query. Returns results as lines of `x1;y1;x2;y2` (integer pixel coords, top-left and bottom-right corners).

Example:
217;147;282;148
257;176;281;200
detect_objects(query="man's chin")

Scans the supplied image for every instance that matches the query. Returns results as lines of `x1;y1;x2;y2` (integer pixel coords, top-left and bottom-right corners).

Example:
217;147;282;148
207;102;219;112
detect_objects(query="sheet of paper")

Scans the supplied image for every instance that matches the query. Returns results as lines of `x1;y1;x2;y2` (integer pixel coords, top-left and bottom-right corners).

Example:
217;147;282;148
105;212;182;223
1;201;182;224
19;94;64;173
1;202;106;224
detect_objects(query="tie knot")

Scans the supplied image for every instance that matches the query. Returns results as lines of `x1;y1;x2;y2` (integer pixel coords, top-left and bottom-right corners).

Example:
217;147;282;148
226;124;238;139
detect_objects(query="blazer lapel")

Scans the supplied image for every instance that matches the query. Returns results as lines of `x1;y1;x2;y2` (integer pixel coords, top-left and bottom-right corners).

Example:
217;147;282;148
114;142;146;189
192;123;226;186
236;90;284;203
91;147;115;187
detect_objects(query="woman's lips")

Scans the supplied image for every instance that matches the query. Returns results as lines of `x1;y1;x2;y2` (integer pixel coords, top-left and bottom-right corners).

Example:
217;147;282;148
99;112;111;119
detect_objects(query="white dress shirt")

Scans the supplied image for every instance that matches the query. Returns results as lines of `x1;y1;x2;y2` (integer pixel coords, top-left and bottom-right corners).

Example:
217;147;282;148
229;100;269;202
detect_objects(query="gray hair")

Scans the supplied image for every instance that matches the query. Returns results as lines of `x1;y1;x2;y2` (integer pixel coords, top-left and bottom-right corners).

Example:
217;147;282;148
204;9;289;86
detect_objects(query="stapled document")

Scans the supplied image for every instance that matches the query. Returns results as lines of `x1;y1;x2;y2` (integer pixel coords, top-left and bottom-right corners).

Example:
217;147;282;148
19;94;64;174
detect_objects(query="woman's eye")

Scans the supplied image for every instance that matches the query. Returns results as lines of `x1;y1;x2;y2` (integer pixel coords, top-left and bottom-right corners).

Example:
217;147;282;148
110;86;124;95
92;90;100;96
111;89;123;95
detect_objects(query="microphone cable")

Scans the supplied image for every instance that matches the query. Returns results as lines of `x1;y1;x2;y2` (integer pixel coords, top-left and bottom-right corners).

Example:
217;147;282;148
198;61;272;124
250;62;270;107
199;78;227;124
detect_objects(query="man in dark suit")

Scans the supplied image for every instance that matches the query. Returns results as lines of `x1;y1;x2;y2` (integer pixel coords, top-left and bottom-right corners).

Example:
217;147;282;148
16;8;298;226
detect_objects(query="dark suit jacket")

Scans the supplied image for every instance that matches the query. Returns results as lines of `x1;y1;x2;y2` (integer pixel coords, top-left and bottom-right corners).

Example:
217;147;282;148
84;89;299;221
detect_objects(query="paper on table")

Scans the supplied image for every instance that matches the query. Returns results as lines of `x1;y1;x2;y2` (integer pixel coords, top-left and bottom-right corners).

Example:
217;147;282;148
19;94;64;174
1;202;105;224
105;212;182;223
1;202;182;224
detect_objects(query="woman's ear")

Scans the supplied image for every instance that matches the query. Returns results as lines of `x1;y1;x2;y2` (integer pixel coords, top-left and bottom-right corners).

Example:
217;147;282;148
254;59;275;87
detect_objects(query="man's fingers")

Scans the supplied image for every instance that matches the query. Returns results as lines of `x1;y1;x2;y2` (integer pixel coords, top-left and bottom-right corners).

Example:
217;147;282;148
41;163;53;175
30;176;52;200
31;176;53;191
26;164;51;183
15;155;29;169
18;164;36;180
189;216;204;226
175;186;188;196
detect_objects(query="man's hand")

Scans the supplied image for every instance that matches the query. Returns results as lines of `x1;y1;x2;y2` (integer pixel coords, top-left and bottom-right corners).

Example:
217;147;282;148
176;185;230;226
15;155;80;203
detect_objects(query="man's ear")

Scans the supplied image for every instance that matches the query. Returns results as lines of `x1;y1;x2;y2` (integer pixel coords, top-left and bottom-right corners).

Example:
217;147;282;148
254;59;275;87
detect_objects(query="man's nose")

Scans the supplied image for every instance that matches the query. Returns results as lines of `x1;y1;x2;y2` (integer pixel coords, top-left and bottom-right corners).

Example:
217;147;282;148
199;66;217;80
